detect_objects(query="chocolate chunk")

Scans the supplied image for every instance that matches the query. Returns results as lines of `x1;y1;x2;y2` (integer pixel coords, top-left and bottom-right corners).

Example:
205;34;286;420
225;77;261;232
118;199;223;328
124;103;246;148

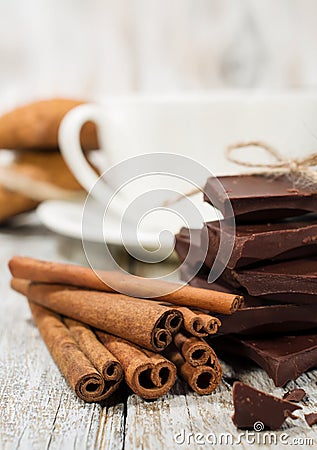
175;227;214;281
174;227;204;267
232;381;301;430
305;412;317;427
203;216;317;269
176;227;317;304
217;303;317;336
213;333;317;386
257;292;317;304
283;388;306;402
185;270;234;293
174;227;191;262
230;257;317;299
204;174;317;222
183;272;317;335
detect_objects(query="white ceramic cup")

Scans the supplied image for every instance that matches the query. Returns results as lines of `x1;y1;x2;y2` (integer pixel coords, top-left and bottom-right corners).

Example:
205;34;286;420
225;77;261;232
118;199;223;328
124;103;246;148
59;92;317;207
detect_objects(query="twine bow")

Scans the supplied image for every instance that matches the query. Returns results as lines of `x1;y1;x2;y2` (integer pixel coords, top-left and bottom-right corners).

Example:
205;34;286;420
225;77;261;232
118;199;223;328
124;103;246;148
164;140;317;206
225;140;317;182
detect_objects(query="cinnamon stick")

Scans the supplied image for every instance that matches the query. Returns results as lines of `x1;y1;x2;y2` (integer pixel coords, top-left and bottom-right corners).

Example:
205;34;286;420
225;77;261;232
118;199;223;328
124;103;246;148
11;279;182;352
176;307;221;337
28;301;117;402
192;309;221;335
165;345;222;395
97;331;176;399
9;257;243;314
174;332;221;369
175;307;208;337
64;318;123;384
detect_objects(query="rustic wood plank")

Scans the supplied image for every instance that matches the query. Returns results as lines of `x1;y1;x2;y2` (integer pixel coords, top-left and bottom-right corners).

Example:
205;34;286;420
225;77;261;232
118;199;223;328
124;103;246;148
124;381;197;450
2;222;317;450
0;224;124;450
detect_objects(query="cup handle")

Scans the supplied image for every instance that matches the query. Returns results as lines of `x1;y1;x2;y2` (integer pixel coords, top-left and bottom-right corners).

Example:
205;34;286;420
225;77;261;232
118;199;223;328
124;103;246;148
58;103;105;196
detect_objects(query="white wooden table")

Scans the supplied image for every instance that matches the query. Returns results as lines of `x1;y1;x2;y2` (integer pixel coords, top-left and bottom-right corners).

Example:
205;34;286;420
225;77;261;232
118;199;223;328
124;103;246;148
1;216;317;450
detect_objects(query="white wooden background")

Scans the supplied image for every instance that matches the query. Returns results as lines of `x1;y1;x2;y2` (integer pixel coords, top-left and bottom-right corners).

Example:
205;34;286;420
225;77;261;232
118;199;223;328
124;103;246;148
0;0;317;109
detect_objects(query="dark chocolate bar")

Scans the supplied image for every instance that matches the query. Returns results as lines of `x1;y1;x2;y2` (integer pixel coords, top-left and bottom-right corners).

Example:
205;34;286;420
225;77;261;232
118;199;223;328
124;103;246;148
175;228;211;280
218;303;317;335
231;257;317;299
182;271;317;334
204;174;317;222
232;382;301;430
175;226;238;280
213;333;317;386
176;225;317;303
203;216;317;269
174;227;203;266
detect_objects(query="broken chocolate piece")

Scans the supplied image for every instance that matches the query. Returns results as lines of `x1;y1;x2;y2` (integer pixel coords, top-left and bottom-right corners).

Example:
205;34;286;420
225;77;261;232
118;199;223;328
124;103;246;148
232;381;301;430
217;303;317;336
230;257;317;299
177;228;317;304
305;412;317;427
185;273;317;335
174;227;206;270
204;174;317;222
203;216;317;269
213;333;317;386
283;388;306;402
183;269;234;292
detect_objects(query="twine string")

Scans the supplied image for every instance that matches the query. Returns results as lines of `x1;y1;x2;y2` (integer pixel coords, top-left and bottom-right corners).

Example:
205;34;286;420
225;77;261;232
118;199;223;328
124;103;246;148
225;140;317;178
163;140;317;206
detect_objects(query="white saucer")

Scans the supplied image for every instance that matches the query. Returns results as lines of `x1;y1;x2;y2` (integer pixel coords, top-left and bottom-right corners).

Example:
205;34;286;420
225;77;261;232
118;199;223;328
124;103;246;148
37;196;219;261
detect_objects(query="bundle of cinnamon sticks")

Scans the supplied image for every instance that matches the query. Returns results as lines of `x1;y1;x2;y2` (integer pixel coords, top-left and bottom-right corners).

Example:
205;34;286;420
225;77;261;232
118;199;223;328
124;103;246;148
9;256;243;402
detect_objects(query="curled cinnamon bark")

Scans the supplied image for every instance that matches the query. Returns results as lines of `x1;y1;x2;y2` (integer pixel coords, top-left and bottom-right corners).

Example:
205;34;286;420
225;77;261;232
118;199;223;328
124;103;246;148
9;257;243;314
64;318;123;384
174;333;221;369
192;310;221;335
97;331;176;399
175;307;208;337
175;307;221;337
11;279;182;352
28;301;117;402
165;346;222;395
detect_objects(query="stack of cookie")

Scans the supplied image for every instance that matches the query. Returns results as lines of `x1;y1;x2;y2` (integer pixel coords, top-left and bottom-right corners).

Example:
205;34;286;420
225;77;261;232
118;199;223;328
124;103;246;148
175;174;317;387
0;99;97;224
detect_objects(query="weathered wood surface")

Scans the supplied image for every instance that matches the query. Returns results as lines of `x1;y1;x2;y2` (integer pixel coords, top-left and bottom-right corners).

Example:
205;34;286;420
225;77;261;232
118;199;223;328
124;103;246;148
1;218;317;450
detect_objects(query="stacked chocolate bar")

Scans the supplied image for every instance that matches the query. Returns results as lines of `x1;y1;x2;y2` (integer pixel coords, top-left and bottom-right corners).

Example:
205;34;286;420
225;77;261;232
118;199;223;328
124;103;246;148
175;174;317;387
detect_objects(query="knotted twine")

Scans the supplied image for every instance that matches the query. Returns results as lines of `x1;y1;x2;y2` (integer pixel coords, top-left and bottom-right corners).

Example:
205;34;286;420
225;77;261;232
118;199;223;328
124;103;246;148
225;140;317;185
165;140;317;205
